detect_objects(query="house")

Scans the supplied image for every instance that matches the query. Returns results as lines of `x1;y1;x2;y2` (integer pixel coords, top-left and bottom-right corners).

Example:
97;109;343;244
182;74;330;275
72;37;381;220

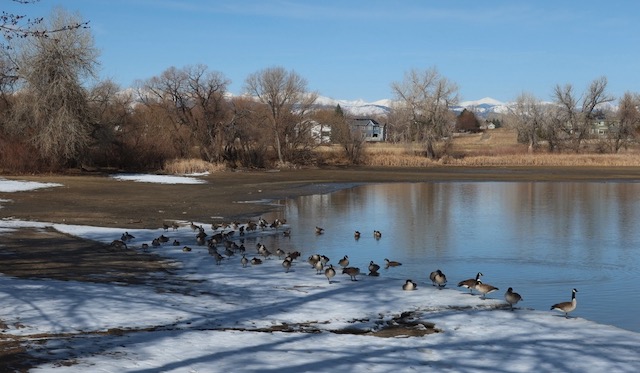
590;119;618;136
349;118;386;142
309;118;387;144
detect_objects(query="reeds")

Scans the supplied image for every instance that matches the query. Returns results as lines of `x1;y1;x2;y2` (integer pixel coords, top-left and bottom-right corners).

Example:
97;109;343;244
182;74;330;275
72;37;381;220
163;158;227;174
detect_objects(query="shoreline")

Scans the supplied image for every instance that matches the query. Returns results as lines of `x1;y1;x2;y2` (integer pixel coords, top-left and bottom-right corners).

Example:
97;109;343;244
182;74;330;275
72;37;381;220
2;166;640;229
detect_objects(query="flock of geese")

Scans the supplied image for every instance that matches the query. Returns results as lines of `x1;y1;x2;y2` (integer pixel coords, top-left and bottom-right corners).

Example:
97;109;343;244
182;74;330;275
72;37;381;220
112;219;579;319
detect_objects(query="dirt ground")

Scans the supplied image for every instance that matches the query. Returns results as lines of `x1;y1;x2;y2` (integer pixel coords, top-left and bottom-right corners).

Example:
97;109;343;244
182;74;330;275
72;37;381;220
2;166;640;371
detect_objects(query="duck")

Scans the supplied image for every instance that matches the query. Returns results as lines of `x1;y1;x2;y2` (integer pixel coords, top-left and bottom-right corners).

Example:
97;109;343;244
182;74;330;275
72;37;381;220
475;280;499;299
342;267;360;281
368;261;381;274
429;269;447;288
402;279;417;291
458;272;483;294
325;265;336;284
338;255;350;268
384;258;402;268
550;288;578;318
505;287;523;311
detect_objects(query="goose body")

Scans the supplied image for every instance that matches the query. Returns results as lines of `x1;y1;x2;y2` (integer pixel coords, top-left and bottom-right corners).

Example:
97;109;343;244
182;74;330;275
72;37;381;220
315;226;325;235
368;261;381;274
551;288;578;318
338;255;350;268
475;280;499;299
505;287;523;310
458;272;483;293
403;279;417;291
354;231;361;240
325;265;336;284
314;259;324;274
282;258;292;273
430;269;447;288
384;258;402;267
342;267;360;281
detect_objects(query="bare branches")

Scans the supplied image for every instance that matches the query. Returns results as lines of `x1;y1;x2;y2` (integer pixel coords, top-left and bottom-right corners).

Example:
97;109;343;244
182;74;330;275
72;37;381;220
391;67;458;158
1;1;89;47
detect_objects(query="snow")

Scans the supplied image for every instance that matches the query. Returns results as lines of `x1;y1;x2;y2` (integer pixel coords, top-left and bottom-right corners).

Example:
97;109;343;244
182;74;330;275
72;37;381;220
110;173;207;184
0;177;62;192
1;177;640;372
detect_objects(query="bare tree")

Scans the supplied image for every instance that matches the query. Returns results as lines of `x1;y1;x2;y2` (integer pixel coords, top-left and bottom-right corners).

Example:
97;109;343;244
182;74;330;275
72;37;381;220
610;91;640;153
244;66;317;165
509;92;545;152
9;8;97;168
553;76;614;152
391;67;459;159
138;64;231;161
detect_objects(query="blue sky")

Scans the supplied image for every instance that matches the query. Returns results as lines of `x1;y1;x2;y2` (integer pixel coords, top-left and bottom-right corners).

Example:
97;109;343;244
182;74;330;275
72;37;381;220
7;0;640;102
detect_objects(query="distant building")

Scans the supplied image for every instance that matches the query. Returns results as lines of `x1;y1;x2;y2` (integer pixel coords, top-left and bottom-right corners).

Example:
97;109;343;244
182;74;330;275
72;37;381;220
349;118;386;142
309;118;387;144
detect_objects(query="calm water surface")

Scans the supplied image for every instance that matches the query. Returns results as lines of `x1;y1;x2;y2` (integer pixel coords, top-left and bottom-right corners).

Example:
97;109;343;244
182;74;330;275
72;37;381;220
254;182;640;333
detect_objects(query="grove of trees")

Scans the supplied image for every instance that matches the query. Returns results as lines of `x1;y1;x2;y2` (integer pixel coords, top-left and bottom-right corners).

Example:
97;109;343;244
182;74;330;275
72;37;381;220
1;5;639;173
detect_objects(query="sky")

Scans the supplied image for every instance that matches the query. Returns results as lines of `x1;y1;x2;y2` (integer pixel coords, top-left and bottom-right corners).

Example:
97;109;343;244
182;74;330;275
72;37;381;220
2;175;640;371
5;1;640;103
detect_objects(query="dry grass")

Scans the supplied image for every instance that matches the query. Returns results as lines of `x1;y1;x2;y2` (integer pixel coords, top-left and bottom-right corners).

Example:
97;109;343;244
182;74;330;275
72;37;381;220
357;128;640;167
162;158;227;174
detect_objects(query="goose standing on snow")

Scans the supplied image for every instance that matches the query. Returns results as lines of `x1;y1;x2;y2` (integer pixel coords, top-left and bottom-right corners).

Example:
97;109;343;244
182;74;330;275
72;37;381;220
504;287;523;310
551;288;578;318
325;265;336;284
458;272;483;294
430;269;447;288
475;280;499;299
338;255;350;268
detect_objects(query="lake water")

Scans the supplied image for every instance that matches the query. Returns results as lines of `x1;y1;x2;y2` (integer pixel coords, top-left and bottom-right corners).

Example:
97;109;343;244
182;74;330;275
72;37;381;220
252;182;640;333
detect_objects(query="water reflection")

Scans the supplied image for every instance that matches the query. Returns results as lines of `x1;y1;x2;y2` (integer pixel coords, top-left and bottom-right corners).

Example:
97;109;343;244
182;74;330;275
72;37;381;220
259;182;640;333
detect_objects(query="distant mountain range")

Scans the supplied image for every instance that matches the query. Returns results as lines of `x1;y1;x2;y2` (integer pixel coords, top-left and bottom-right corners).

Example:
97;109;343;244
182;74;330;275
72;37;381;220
314;96;511;118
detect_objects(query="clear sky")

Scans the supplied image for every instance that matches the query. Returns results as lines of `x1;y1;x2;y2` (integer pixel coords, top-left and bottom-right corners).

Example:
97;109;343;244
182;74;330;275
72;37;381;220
6;0;640;103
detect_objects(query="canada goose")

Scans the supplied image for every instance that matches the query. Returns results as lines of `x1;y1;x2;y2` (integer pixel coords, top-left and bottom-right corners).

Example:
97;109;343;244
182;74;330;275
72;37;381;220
121;232;135;241
338;255;350;268
384;258;402;268
283;229;291;237
342;267;360;281
505;287;523;311
315;226;325;235
314;259;324;274
403;279;417;291
163;223;170;231
250;257;263;265
325;265;336;284
275;248;286;259
373;230;382;239
475;280;499;299
368;261;381;274
288;251;301;260
171;222;179;230
282;258;292;273
158;235;169;243
141;243;149;252
151;238;161;247
182;246;192;252
213;252;223;265
240;254;249;268
109;240;128;250
458;272;483;294
551;288;578;318
354;231;361;240
190;222;199;231
320;255;330;266
172;240;180;246
430;269;447;288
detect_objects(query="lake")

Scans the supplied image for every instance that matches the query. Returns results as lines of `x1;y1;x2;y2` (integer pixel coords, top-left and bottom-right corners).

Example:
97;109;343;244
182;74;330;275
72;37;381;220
252;181;640;333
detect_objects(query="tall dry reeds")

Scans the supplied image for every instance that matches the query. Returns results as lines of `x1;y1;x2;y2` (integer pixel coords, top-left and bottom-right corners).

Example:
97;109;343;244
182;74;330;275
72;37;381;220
162;159;227;174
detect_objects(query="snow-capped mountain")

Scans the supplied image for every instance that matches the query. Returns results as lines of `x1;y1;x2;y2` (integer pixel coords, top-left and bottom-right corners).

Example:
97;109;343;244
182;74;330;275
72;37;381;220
315;95;510;118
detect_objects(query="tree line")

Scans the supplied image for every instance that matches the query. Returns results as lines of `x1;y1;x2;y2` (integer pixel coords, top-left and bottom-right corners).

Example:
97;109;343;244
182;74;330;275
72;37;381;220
1;6;639;173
